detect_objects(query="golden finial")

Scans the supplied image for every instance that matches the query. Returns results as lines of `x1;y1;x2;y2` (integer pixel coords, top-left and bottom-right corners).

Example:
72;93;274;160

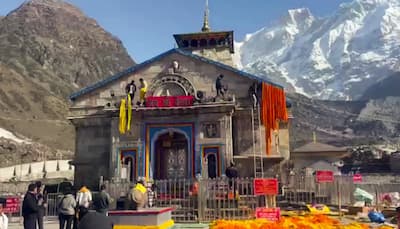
201;0;210;32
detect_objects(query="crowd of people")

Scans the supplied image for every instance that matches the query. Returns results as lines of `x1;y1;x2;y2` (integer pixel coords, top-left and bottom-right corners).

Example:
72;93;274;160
14;168;239;229
19;182;113;229
17;178;155;229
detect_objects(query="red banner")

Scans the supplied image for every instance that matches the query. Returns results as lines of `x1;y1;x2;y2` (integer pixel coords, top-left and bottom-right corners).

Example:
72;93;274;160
146;96;194;108
316;171;334;183
256;207;281;221
353;174;362;183
254;178;278;195
3;197;20;214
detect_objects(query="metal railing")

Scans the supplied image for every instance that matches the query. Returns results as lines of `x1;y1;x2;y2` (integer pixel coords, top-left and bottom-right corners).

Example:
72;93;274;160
5;175;400;223
46;193;62;218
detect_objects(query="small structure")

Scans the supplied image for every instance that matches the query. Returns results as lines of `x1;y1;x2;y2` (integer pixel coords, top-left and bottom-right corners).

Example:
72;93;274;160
109;207;174;229
291;135;349;173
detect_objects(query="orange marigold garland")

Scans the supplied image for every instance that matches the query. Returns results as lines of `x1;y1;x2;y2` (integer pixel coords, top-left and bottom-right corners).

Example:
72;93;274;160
211;215;375;229
260;83;288;155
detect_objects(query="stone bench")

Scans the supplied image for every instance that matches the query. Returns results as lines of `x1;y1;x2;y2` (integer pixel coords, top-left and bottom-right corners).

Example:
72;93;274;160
109;207;174;229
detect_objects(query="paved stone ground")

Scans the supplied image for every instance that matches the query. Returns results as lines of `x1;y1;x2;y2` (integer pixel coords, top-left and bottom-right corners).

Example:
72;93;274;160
8;221;209;229
9;222;58;229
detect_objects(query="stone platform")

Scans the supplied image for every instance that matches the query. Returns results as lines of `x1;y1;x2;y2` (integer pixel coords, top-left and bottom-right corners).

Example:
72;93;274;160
109;207;174;229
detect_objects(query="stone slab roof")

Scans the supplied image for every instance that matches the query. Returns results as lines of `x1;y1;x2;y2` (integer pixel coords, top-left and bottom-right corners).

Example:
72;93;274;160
292;142;348;153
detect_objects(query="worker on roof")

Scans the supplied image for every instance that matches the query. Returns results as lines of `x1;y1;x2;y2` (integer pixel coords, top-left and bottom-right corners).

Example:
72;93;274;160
139;78;147;106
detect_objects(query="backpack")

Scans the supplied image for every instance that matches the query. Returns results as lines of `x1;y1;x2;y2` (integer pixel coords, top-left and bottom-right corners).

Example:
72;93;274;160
57;196;67;212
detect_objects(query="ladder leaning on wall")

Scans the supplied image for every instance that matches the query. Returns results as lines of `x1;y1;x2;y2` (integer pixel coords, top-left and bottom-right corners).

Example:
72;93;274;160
252;94;264;178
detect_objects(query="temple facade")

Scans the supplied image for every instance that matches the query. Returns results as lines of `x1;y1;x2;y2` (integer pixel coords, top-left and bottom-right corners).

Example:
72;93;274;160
68;19;291;189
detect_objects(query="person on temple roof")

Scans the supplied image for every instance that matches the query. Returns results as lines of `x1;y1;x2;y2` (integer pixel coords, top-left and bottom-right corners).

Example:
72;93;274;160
125;80;136;104
215;74;226;97
138;78;147;106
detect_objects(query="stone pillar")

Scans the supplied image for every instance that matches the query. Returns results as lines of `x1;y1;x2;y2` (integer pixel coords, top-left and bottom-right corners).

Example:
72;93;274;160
110;118;119;179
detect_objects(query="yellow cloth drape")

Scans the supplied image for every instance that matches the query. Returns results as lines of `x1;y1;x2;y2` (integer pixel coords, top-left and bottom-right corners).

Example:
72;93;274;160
260;83;288;155
119;99;126;134
127;94;132;131
135;183;147;194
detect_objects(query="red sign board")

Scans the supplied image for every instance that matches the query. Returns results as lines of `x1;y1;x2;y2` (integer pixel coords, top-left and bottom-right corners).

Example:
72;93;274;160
254;178;278;195
256;207;281;221
3;197;20;214
316;171;334;183
353;174;362;183
146;96;194;108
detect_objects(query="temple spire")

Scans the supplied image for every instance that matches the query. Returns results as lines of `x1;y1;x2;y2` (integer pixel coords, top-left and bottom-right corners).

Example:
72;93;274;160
201;0;210;32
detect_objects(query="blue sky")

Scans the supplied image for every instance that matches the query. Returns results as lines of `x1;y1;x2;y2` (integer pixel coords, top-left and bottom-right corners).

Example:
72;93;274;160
1;0;351;63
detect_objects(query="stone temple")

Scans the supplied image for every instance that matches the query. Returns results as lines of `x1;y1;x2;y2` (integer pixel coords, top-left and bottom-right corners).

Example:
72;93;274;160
68;9;291;189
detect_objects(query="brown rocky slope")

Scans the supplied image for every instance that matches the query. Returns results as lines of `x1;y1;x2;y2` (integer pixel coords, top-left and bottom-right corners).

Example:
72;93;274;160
0;0;134;167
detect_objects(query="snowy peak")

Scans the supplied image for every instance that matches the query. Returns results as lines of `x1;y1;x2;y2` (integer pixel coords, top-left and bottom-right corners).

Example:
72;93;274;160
239;8;315;67
282;8;314;28
236;0;400;100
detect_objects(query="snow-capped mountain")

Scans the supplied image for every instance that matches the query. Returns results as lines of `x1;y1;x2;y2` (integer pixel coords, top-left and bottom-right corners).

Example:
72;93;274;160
236;0;400;100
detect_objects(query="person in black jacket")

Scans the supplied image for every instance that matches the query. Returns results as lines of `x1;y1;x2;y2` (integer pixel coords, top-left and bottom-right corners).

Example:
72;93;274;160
215;74;225;97
94;185;111;215
225;162;239;194
125;80;136;104
225;162;239;180
22;183;39;229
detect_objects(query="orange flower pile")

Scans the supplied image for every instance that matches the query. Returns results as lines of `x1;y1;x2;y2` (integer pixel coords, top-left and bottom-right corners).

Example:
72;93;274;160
211;215;390;229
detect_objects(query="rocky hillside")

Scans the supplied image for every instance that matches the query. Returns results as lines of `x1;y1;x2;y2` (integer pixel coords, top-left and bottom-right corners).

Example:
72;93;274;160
289;93;400;149
0;0;135;167
362;72;400;100
236;0;400;100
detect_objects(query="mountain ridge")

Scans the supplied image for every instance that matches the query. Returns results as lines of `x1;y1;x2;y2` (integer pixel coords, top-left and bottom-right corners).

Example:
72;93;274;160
236;0;400;100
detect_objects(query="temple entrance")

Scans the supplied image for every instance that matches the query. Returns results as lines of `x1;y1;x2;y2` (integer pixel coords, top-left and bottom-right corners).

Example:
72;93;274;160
154;132;188;179
207;154;217;178
120;150;137;182
123;157;135;182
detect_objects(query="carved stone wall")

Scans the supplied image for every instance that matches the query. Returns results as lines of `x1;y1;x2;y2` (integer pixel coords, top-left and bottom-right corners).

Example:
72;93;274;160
73;118;111;189
192;48;235;67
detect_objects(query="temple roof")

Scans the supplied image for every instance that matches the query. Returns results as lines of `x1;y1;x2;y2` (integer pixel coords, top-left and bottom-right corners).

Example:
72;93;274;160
292;142;348;153
69;48;282;100
173;31;234;53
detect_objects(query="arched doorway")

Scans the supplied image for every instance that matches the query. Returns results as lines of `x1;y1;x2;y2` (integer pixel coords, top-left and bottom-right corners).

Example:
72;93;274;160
154;131;188;179
122;156;136;182
207;154;217;178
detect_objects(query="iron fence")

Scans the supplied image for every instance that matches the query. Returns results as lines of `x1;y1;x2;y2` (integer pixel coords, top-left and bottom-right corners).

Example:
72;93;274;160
46;192;62;217
4;175;400;223
105;175;400;222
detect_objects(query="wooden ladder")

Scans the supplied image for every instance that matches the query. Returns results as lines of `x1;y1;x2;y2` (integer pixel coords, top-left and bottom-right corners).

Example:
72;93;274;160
252;94;264;178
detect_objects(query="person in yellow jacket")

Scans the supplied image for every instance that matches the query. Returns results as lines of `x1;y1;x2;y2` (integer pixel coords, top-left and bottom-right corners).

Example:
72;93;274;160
128;179;147;210
138;78;147;106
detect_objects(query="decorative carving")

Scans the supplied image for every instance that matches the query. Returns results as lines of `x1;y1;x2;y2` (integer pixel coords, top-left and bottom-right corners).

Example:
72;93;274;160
148;74;195;96
202;122;220;138
172;60;180;73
